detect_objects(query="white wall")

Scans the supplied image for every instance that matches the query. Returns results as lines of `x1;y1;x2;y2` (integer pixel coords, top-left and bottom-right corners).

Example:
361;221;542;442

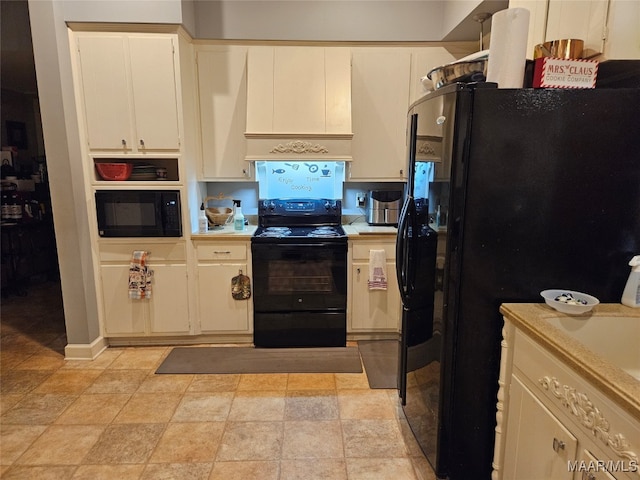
28;0;186;347
194;0;444;41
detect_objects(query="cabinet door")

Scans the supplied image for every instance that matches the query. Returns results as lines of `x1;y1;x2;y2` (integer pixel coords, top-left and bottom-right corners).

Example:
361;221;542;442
77;35;133;151
350;261;401;331
197;48;248;179
503;375;578;480
197;263;250;332
128;36;180;151
274;46;326;133
350;49;411;181
246;46;351;135
100;264;146;335
148;263;190;334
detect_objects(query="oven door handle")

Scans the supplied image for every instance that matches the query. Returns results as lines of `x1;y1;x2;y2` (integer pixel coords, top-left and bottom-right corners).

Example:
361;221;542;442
267;243;346;248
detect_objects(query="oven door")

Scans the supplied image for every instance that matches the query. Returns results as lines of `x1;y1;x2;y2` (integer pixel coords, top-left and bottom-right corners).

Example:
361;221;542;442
252;241;347;312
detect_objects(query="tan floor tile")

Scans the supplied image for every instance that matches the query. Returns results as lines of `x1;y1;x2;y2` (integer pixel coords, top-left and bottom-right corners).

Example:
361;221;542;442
0;352;33;372
84;369;148;394
149;422;224;463
228;391;285;421
342;419;409;458
83;423;165;464
33;369;102;394
0;394;24;415
171;392;233;422
15;425;104;465
209;460;279;480
13;352;65;371
411;455;438;480
237;373;288;391
141;462;212;479
0;465;78;479
71;464;146;479
280;459;348;480
113;392;181;424
137;373;193;393
334;372;370;390
285;390;339;421
216;421;283;461
337;389;397;419
187;374;240;392
1;393;77;425
54;393;130;424
282;420;344;459
107;347;168;370
0;425;47;465
62;348;123;370
0;370;53;395
346;457;417;479
287;373;336;390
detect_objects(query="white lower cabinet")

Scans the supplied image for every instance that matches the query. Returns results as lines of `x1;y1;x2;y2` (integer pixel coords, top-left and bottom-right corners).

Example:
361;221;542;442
195;242;252;334
503;375;578;479
349;239;400;332
494;320;639;480
99;242;189;336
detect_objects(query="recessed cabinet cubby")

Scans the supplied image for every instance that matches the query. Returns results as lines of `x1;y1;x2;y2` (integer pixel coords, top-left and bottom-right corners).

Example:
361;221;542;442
93;158;180;183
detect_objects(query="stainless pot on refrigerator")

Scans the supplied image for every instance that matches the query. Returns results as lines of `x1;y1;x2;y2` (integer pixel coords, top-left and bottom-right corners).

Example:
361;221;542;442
366;190;402;226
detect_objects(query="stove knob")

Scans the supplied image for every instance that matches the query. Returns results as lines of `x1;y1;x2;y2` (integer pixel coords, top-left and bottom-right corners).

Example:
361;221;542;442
268;201;276;211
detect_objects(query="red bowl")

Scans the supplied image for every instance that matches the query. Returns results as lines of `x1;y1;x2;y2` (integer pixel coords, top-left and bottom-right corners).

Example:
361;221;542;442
96;163;133;181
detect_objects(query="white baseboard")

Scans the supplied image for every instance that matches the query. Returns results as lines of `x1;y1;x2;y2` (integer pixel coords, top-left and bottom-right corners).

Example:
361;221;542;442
64;336;108;360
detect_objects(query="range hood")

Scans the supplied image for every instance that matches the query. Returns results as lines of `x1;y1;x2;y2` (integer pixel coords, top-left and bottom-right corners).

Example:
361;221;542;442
245;46;353;162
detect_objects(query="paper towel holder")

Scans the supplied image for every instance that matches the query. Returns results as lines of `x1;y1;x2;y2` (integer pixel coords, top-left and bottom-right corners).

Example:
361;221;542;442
473;12;493;51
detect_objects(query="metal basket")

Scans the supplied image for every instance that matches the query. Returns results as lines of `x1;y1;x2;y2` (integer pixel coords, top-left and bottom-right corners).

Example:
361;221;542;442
204;196;234;226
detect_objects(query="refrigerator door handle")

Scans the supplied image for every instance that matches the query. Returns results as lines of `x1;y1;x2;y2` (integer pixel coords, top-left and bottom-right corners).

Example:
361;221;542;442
396;196;418;305
396;198;411;306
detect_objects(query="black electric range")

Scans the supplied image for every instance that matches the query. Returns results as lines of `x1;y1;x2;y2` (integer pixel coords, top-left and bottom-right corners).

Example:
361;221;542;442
251;199;347;347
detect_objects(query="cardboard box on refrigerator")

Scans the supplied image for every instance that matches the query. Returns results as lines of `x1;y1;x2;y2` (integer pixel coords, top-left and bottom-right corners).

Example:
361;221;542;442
533;57;599;88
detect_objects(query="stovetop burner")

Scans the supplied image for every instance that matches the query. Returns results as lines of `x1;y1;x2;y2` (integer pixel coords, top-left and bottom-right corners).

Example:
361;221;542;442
253;198;346;244
308;226;343;238
254;225;346;240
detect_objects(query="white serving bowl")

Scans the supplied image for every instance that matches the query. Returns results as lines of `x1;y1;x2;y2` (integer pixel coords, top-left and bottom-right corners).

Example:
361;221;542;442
540;289;600;315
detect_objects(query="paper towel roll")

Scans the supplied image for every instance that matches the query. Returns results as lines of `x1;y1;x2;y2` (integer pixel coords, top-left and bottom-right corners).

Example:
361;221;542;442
486;8;530;88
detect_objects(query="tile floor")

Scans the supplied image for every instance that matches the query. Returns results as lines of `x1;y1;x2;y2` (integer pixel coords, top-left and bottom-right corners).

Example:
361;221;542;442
1;281;436;479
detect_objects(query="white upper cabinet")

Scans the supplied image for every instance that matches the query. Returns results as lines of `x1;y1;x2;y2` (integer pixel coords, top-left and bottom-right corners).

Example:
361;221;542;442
196;46;250;180
510;0;610;59
75;33;181;152
246;46;352;134
350;48;411;181
245;46;352;161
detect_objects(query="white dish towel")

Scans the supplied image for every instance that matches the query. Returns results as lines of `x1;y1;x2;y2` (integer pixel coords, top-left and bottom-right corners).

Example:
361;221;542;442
368;249;388;291
128;250;153;299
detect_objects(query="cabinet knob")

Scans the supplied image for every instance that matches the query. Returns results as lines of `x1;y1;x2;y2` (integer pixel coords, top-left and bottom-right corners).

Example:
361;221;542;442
121;139;127;147
552;437;565;453
357;268;361;275
139;139;145;147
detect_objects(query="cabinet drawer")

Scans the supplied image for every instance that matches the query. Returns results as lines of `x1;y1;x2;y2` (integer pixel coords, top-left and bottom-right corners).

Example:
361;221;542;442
352;243;396;261
99;242;186;262
196;244;247;261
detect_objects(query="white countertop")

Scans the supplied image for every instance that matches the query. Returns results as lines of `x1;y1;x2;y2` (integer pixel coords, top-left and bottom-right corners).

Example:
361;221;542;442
191;224;257;239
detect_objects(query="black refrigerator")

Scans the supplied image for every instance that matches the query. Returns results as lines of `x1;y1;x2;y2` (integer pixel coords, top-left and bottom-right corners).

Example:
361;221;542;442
395;82;640;480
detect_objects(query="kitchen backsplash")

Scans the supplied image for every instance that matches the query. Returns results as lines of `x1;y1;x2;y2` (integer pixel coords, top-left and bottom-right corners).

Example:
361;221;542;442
255;161;346;200
205;178;406;218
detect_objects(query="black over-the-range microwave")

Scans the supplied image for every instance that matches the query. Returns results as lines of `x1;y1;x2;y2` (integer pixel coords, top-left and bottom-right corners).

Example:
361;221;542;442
95;190;182;237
